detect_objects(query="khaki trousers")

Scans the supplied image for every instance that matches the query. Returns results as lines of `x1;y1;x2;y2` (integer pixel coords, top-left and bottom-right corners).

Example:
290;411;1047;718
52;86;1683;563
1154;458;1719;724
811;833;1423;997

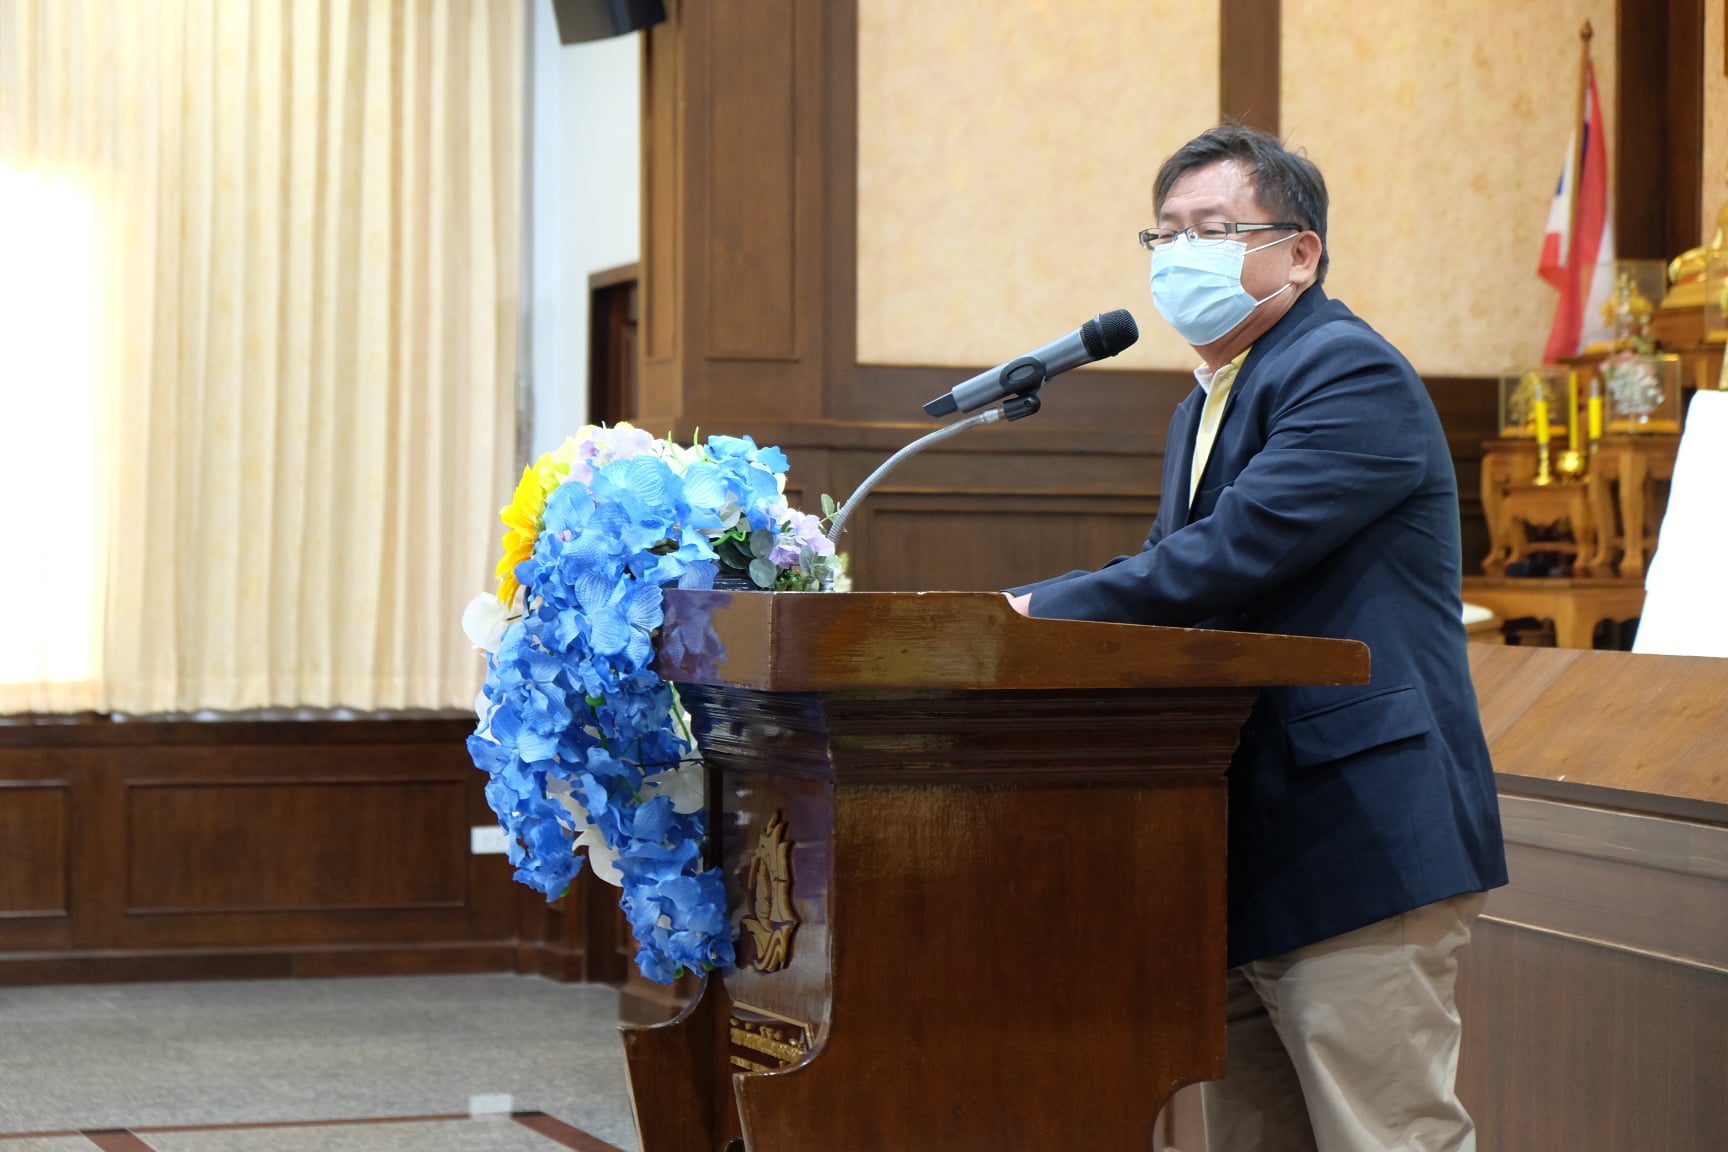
1200;893;1486;1152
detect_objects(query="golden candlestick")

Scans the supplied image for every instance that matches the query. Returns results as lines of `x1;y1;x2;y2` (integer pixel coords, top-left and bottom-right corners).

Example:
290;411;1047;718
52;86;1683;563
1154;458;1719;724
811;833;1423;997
1534;443;1555;486
1533;398;1554;484
1556;447;1587;482
1566;372;1580;451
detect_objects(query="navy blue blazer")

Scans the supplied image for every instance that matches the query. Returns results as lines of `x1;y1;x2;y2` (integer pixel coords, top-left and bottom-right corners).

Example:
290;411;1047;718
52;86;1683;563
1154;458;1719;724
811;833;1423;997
1013;286;1507;966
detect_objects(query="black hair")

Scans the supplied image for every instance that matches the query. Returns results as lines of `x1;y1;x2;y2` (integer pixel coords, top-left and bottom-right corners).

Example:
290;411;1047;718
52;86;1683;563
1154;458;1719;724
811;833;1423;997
1153;123;1329;286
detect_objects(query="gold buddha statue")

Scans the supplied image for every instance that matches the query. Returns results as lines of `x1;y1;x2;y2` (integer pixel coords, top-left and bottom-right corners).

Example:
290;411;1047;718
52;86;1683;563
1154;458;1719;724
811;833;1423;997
1665;159;1728;306
1601;268;1654;352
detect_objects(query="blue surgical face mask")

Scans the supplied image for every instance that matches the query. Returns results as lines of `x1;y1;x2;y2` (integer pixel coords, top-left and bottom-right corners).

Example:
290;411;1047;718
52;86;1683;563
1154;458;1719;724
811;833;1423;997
1150;232;1296;346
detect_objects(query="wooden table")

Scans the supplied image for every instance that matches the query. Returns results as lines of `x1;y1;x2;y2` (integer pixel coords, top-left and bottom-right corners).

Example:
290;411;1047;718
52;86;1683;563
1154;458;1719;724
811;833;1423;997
1481;436;1679;578
1459;644;1728;1152
1460;577;1647;650
1496;485;1594;572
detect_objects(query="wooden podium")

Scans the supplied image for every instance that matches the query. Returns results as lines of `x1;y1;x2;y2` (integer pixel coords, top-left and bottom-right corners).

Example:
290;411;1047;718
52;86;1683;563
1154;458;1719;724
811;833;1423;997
623;591;1367;1151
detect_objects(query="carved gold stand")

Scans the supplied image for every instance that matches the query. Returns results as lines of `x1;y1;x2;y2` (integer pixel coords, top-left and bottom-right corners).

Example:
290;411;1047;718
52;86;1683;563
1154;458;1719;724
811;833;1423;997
1481;436;1679;578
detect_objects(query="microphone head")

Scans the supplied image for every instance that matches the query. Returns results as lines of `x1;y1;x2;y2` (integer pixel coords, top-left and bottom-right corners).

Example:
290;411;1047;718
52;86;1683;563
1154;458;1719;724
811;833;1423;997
1080;309;1139;359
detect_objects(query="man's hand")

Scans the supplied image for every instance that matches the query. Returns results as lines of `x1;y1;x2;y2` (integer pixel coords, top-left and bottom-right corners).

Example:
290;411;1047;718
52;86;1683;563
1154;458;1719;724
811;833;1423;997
1005;592;1032;617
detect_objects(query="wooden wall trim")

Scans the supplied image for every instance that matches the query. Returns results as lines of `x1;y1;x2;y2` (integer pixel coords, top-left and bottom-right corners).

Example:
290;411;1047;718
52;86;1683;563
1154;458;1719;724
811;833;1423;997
1220;0;1280;132
821;0;860;411
589;261;641;292
1480;913;1728;977
0;717;474;748
702;0;800;362
1616;0;1707;257
1499;792;1728;882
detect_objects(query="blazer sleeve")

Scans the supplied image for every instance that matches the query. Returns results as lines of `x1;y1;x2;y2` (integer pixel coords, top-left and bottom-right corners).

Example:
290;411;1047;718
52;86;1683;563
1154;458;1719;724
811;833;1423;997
1026;328;1430;626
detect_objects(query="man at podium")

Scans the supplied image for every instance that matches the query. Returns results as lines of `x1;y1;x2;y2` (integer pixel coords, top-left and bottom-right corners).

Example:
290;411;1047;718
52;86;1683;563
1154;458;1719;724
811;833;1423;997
1007;125;1507;1152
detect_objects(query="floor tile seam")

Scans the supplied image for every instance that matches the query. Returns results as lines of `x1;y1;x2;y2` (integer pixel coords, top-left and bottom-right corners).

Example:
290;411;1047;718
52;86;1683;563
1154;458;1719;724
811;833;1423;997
0;1116;473;1140
0;1112;625;1151
0;1131;83;1141
133;1113;473;1134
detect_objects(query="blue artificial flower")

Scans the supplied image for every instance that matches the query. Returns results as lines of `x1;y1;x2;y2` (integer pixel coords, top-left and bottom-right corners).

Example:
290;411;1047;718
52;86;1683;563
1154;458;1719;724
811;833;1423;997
467;428;833;983
703;434;757;459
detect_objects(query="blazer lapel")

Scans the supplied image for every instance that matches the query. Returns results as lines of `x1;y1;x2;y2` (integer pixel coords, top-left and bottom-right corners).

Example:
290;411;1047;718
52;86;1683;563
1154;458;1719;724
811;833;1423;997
1163;289;1339;529
1166;390;1203;530
1192;287;1336;494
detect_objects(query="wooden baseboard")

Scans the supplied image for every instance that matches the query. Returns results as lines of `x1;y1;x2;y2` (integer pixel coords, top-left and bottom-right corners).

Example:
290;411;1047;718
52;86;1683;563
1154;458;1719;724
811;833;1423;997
0;941;522;986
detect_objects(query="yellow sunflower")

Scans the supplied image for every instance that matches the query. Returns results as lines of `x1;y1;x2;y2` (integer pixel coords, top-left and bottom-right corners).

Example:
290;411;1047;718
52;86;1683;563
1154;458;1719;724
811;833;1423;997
494;455;566;605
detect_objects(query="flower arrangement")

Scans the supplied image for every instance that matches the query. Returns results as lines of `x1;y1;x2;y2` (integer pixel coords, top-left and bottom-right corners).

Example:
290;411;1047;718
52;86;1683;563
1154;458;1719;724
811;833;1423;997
462;423;839;983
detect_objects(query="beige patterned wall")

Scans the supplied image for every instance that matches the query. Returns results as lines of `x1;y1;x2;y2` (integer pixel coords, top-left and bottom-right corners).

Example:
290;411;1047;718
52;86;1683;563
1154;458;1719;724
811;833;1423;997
857;0;1219;372
859;1;1640;378
1705;0;1728;245
1283;1;1617;376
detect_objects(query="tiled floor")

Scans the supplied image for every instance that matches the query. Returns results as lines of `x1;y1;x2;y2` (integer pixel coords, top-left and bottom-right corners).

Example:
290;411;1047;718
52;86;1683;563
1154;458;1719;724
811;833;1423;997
0;975;640;1151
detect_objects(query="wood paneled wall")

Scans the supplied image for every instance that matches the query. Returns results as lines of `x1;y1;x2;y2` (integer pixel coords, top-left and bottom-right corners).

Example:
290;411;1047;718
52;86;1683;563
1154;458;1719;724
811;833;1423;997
0;718;626;984
636;0;1497;593
1455;788;1728;1146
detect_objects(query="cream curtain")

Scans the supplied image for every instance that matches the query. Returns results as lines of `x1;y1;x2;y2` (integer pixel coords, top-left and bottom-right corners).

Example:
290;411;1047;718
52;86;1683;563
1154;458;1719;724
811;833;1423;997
0;0;521;714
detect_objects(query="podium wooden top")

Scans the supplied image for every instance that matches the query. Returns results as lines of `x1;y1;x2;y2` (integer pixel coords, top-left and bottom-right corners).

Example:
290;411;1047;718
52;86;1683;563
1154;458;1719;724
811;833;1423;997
656;590;1368;693
1470;643;1728;815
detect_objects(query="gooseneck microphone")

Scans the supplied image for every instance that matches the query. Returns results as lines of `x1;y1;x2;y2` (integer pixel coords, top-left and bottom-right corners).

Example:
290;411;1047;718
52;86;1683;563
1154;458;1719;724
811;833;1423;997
922;309;1140;417
823;309;1141;562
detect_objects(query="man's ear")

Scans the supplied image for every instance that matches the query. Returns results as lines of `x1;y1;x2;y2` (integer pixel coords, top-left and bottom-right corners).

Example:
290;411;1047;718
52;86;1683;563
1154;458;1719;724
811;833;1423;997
1291;232;1324;287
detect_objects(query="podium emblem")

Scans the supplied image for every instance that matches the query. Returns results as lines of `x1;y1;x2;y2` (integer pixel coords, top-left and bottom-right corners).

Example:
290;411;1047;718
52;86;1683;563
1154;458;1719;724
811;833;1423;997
741;810;798;972
728;1011;812;1073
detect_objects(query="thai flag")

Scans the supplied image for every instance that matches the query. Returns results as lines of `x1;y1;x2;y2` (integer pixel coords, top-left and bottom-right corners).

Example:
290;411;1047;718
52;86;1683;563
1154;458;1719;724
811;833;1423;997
1539;60;1615;362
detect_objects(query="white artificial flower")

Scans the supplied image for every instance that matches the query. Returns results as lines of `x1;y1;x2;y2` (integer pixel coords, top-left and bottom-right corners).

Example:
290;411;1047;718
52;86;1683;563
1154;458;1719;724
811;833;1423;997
473;688;491;727
576;826;623;886
544;776;588;821
461;592;509;653
643;763;706;815
658;439;704;472
547;434;584;472
545;779;621;885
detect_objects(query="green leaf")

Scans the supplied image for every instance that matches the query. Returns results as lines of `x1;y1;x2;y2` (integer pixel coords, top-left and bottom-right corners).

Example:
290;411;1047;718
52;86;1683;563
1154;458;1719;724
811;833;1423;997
748;557;777;588
748;528;775;558
716;537;752;568
821;492;838;518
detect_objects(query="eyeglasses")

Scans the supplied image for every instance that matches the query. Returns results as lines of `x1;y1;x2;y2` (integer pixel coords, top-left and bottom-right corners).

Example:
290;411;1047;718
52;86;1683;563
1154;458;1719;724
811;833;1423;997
1138;221;1302;251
